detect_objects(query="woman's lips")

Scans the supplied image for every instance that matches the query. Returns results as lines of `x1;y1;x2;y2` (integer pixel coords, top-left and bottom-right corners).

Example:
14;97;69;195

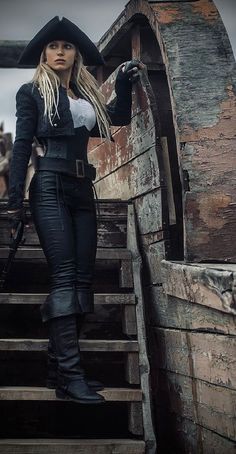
55;60;65;63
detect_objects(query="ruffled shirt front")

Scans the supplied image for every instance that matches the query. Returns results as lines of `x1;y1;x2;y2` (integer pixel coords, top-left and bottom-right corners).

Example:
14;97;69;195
68;96;96;131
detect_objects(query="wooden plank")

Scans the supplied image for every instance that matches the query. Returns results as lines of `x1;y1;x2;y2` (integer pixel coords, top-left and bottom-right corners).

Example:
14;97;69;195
158;413;236;454
144;241;166;285
140;230;165;248
149;286;236;336
158;370;236;440
0;438;145;454
119;260;134;288
0;215;128;249
128;402;143;436
0;292;136;305
0;247;131;261
162;260;236;315
0;387;142;401
0;223;127;249
0;200;128;249
0;41;28;68
0;200;129;215
0;339;139;352
150;0;236;262
160;136;176;225
154;327;236;389
192;263;236;272
133;189;163;235
122;306;137;335
132;24;141;60
127;204;157;453
200;427;236;454
184;145;236;262
125;352;140;384
89;111;156;181
93;146;160;200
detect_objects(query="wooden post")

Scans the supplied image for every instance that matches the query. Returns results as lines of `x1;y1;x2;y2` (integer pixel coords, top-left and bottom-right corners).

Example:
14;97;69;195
127;203;157;453
131;25;141;60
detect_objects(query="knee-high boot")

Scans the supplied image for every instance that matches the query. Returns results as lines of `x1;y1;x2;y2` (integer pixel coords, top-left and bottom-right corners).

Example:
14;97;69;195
49;314;105;404
46;315;104;391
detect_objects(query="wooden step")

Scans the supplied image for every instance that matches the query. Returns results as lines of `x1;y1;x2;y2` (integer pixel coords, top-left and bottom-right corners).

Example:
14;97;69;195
0;292;135;305
0;338;139;352
0;199;128;218
0;386;142;401
0;292;137;337
0;247;131;261
0;438;145;454
0;200;129;249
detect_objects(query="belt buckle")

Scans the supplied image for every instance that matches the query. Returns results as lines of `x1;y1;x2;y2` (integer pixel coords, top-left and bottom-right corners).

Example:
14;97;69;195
76;159;85;178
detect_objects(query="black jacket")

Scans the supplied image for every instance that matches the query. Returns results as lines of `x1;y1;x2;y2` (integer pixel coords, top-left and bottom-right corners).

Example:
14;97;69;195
7;69;132;210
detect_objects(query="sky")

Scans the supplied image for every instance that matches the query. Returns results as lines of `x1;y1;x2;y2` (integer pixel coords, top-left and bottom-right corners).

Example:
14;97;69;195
0;0;235;138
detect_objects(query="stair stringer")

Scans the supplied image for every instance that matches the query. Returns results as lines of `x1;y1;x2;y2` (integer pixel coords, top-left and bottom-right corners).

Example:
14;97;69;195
127;202;157;454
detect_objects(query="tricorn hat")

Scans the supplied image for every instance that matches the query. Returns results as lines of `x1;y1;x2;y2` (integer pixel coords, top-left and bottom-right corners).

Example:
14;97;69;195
17;16;105;67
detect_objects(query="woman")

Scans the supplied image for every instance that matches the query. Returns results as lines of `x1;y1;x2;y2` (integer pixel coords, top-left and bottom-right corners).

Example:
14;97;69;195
6;16;143;404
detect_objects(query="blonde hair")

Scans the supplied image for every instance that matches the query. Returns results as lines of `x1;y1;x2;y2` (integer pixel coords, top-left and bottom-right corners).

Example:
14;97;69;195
30;45;112;141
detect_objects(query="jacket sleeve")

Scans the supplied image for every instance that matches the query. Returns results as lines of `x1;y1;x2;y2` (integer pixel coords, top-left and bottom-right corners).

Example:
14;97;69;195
106;70;132;126
90;68;132;138
7;83;37;210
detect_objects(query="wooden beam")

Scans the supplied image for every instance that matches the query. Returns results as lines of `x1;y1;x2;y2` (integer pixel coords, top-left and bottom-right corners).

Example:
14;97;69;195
154;327;236;390
149;286;236;335
0;387;142;401
161;260;236;315
161;137;176;225
0;292;136;305
0;41;28;68
0;439;145;454
131;25;141;60
0;339;139;352
158;370;236;440
0;247;131;261
127;203;157;453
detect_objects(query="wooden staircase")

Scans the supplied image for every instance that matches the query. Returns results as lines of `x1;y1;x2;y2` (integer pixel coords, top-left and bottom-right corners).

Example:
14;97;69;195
0;200;156;453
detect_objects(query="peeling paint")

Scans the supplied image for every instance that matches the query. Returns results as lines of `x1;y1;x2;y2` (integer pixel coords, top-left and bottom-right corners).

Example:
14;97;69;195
92;0;236;263
191;0;219;22
152;4;183;24
180;83;236;142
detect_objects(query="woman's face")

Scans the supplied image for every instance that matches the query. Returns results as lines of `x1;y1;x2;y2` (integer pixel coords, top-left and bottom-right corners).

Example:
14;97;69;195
45;40;77;71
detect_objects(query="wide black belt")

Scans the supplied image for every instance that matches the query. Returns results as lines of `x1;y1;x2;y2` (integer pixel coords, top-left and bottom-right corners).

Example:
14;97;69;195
36;156;96;180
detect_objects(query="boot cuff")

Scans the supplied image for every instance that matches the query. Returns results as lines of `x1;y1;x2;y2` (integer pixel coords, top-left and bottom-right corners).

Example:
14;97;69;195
77;289;94;313
40;288;82;322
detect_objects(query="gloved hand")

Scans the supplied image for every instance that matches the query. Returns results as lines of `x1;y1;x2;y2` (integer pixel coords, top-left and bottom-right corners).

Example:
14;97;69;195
117;59;145;84
7;207;29;237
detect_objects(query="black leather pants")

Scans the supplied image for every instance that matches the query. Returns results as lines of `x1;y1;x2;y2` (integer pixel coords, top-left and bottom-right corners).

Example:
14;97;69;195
28;170;97;322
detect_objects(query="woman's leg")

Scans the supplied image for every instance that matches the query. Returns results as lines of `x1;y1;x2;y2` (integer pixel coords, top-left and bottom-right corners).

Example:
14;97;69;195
72;180;98;313
28;172;104;403
49;314;104;403
29;171;80;322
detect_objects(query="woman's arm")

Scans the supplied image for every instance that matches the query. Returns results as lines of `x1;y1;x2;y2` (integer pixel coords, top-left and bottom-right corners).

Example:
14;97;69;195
90;60;143;138
107;60;144;125
7;83;37;211
105;67;133;126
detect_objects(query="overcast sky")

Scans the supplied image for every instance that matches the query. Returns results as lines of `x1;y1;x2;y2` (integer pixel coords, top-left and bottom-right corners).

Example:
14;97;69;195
0;0;235;138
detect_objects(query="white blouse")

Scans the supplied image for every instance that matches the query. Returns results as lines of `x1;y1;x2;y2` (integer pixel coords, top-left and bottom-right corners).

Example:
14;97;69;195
68;96;96;131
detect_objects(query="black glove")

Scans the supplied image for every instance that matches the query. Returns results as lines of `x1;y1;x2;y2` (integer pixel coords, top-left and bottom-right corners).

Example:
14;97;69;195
7;207;28;236
117;59;144;84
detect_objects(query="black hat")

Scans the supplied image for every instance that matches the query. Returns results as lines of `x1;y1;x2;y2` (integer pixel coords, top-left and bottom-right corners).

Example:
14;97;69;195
17;16;105;67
